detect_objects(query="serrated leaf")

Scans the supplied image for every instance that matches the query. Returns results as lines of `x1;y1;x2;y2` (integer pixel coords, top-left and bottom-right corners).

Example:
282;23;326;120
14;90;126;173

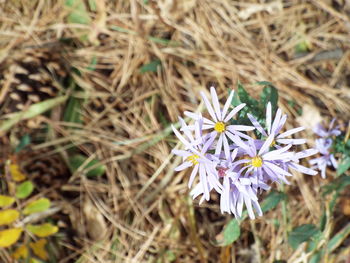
0;228;23;248
261;190;287;213
0;209;20;226
27;223;58;238
69;154;106;177
288;224;320;250
16;180;34;199
337;156;350;176
216;219;240;246
140;60;161;73
0;195;15;207
15;134;31;153
9;163;26;182
23;198;50;215
30;239;48;260
65;0;91;24
12;244;29;260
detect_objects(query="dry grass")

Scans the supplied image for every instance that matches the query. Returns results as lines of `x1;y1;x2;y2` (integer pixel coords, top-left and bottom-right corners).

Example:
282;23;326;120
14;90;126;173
1;0;350;262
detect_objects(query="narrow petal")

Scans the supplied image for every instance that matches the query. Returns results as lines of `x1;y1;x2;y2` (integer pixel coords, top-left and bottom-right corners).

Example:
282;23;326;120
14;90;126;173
188;164;199;188
258;133;275;155
230;125;255;131
277;138;306;145
172;149;192;157
175;161;192;171
184;111;200;120
244;195;255;219
222;91;234;121
225;132;250;151
247;114;267;136
223;135;230;159
330;154;337;168
231;148;239;161
199;165;210;200
215;133;224;156
289;162;317;175
270;108;282;134
172;125;198;153
202;132;217;153
265;162;293;177
210;87;222;120
275;114;287;134
278;127;305;138
200;91;218;122
266;102;272;134
262;144;292;160
224;103;246;123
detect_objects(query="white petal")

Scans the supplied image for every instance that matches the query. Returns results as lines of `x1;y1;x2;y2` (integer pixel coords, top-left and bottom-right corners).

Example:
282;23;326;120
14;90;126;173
215;133;224;156
200;91;218;122
224;103;246;123
188;164;199;188
222;90;234;121
223;135;230;159
175;161;192;171
258;133;275;155
277;138;306;145
266;102;272;134
210;87;222;120
184;111;200;120
230;125;255;131
271;108;282;134
278;127;305;138
247;114;267;136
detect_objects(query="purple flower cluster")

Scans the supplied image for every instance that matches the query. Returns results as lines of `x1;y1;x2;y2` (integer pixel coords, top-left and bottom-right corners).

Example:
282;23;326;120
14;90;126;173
172;87;317;219
309;119;341;178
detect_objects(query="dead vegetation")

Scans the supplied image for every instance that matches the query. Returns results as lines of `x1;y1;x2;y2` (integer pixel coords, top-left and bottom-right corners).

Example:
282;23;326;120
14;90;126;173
0;0;350;262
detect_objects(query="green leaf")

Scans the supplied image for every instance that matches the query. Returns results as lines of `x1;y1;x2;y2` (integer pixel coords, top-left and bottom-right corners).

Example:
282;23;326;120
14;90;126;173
140;60;161;73
23;198;51;215
27;223;58;238
288;224;320;250
327;223;350;253
15;180;34;199
69;154;106;177
63;96;82;124
15;134;31;153
261;191;287;213
337;156;350;175
237;82;259;107
259;84;278;112
309;251;323;263
0;96;67;133
216;219;240;246
322;175;350;196
65;0;91;24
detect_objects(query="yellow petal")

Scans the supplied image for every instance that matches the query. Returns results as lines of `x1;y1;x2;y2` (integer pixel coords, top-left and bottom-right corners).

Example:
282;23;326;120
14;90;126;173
30;239;48;260
12;244;29;260
9;164;26;182
27;223;58;237
0;228;23;248
0;195;15;207
0;209;20;226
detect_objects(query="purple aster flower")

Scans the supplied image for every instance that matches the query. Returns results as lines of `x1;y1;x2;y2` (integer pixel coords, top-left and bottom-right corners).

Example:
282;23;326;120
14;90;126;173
183;87;254;159
248;102;306;147
313;118;341;138
230;133;295;185
309;138;337;178
172;119;222;201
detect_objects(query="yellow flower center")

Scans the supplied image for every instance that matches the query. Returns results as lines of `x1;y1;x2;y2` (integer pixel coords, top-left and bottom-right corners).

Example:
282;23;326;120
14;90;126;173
214;122;226;133
270;139;276;147
187;154;199;165
251;156;263;168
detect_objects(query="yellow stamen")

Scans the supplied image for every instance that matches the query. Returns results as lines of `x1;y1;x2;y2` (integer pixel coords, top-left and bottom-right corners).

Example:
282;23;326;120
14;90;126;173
251;156;263;168
214;122;226;133
187;154;199;165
